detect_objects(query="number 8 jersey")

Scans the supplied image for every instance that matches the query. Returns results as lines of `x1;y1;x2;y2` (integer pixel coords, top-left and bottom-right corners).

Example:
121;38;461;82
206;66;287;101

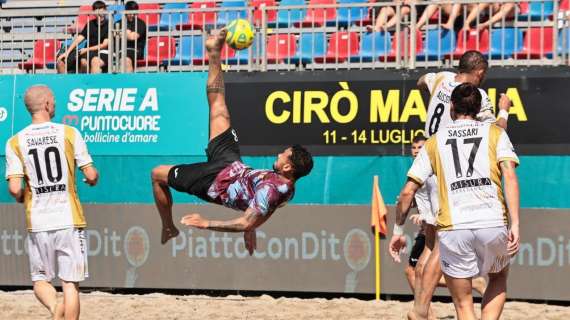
424;71;495;137
5;122;93;232
408;120;519;231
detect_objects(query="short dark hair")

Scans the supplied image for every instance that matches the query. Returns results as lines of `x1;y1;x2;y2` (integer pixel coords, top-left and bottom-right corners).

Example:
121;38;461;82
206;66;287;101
289;145;313;180
125;1;139;11
451;83;482;118
458;50;488;73
92;0;106;10
412;135;426;143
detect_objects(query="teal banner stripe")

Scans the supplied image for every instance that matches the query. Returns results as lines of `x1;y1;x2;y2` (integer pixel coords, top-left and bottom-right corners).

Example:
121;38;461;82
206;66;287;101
1;156;569;208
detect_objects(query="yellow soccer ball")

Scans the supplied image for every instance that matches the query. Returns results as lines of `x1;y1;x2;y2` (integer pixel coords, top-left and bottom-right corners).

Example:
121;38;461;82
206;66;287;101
225;19;255;50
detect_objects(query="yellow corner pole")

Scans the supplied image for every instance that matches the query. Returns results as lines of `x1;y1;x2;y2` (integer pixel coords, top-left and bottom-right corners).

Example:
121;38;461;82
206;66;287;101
373;175;381;301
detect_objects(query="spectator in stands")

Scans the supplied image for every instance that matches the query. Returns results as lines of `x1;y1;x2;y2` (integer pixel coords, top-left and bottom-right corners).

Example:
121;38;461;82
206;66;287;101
122;1;147;72
367;0;411;32
463;3;516;30
415;2;464;30
56;0;109;74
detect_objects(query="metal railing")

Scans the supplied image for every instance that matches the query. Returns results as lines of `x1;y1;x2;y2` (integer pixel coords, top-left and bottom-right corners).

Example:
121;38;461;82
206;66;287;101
0;0;568;74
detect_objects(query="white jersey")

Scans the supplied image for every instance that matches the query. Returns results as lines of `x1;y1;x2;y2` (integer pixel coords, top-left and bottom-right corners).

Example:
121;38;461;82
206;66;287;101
414;175;439;226
423;71;495;137
5;122;93;232
408;120;519;231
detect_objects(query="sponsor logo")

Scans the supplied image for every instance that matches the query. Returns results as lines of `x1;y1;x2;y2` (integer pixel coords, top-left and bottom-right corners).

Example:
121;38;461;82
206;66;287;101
174;168;179;179
124;226;150;268
0;107;7;122
343;229;371;272
62;115;79;125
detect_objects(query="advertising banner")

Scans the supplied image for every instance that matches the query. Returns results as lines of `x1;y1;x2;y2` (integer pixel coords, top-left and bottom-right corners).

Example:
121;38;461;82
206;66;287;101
1;204;569;300
225;68;570;155
1;73;209;156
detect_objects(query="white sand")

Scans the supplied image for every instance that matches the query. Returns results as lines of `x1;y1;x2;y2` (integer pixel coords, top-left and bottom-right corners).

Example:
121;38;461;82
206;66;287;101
1;290;570;320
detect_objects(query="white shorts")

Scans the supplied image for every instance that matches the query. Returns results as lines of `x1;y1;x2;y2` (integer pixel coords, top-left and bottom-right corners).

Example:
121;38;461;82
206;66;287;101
438;227;509;278
27;228;89;282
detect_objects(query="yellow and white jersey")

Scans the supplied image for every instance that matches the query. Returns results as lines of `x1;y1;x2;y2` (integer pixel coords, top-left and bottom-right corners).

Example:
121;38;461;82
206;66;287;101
5;122;93;232
423;71;495;137
408;119;519;231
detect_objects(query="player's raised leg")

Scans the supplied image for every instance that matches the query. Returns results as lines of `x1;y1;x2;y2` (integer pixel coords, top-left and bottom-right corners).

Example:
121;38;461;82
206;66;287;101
151;165;178;244
205;29;231;142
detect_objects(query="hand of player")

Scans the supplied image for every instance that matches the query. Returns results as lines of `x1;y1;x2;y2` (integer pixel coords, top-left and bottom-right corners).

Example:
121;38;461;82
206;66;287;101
180;214;209;229
388;234;407;263
244;230;257;255
409;214;424;226
498;93;512;111
507;224;520;256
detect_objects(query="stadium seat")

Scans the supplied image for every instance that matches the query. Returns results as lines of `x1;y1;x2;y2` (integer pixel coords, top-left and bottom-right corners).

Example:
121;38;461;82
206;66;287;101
252;0;277;26
337;0;369;27
290;32;327;64
516;27;554;58
561;0;570;11
518;0;554;21
276;0;307;27
416;28;456;61
19;39;60;71
109;4;125;23
386;28;423;61
450;28;490;58
266;34;297;63
138;3;161;31
489;27;523;58
217;0;248;27
158;3;188;31
315;31;359;63
227;36;260;64
350;31;391;62
558;28;570;54
67;5;93;34
296;0;337;27
169;36;205;65
137;36;176;66
181;1;217;30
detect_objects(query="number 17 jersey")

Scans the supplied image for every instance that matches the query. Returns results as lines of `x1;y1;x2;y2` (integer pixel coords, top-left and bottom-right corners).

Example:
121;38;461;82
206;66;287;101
408;120;519;231
424;71;495;137
5;122;93;232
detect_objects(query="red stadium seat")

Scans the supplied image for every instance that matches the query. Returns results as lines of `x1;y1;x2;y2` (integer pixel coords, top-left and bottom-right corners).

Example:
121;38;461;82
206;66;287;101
252;0;277;26
450;28;490;58
315;31;359;63
19;39;60;71
384;28;423;61
137;3;161;29
295;0;337;27
67;5;94;34
181;1;217;30
266;34;297;63
561;0;570;11
516;27;554;58
137;36;176;66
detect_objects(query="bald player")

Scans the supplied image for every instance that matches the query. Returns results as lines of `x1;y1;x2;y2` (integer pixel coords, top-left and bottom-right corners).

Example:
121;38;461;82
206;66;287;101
5;85;98;320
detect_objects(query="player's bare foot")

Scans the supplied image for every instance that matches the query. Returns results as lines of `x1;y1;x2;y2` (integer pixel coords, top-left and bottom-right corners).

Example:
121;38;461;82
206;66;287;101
407;310;419;320
205;29;227;54
161;226;179;245
472;276;488;296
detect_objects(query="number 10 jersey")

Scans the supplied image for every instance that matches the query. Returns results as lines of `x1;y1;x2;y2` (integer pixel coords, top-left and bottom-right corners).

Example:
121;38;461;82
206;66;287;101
424;71;495;137
408;120;519;231
5;122;93;232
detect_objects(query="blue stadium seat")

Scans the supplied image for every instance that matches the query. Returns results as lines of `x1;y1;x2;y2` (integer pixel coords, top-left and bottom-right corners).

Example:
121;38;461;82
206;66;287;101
337;0;368;27
559;28;570;55
158;3;188;30
489;27;523;58
416;28;456;61
170;36;205;65
276;0;307;27
350;31;391;62
227;35;259;65
518;1;554;21
217;0;248;27
290;32;326;64
109;4;125;23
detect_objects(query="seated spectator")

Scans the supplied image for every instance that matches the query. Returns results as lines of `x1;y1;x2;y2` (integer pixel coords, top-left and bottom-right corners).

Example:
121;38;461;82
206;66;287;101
367;0;411;32
57;0;109;74
463;3;516;30
416;1;464;30
122;1;147;72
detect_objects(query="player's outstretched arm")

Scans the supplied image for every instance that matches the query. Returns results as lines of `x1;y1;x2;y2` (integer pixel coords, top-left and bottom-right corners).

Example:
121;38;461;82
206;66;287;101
389;179;421;262
501;160;520;256
7;177;24;203
495;93;512;130
181;208;269;233
81;165;99;186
